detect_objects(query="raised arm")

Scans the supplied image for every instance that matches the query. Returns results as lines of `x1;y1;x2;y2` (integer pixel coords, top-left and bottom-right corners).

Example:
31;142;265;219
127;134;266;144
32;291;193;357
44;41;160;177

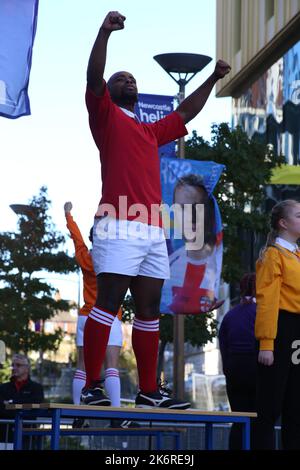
87;11;126;96
176;60;231;124
64;202;94;272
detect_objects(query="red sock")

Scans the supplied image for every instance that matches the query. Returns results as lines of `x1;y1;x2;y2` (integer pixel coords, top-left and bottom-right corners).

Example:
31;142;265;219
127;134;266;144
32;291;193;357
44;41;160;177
83;306;116;388
132;316;160;393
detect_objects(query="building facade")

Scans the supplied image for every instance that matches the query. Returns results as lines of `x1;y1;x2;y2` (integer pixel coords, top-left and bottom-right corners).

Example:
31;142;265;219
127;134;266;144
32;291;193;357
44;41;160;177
217;0;300;189
217;0;300;98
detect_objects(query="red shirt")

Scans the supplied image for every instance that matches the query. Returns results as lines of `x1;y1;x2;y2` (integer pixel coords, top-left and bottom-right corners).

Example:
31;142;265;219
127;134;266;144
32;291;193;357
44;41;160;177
86;82;188;226
13;378;28;392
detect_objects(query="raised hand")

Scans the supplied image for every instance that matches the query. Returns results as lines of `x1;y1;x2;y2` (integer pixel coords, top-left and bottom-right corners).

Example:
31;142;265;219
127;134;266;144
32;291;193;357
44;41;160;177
101;11;126;33
64;201;73;214
214;60;231;80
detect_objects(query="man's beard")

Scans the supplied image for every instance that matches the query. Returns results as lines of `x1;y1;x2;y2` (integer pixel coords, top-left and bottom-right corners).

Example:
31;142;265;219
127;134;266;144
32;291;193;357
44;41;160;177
119;90;138;106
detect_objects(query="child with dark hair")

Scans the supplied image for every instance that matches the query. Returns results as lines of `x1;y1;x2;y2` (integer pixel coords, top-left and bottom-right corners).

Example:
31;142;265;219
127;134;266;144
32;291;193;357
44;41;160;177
219;273;257;450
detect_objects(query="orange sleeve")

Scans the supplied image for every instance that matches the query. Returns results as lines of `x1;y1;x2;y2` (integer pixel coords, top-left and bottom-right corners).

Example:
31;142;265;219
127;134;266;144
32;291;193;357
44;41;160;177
117;308;122;321
65;213;94;272
255;248;283;351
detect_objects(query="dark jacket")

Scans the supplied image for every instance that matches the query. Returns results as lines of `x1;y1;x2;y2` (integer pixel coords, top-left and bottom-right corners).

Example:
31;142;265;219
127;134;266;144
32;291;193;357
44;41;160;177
219;301;257;375
0;377;44;414
0;377;44;444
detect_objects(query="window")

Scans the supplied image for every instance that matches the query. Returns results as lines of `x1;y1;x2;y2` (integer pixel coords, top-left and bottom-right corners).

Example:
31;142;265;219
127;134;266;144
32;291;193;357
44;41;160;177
265;0;275;21
234;0;242;53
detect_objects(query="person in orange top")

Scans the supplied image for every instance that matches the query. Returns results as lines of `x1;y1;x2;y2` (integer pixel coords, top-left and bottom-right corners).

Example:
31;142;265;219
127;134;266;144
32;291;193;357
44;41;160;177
255;199;300;450
64;202;123;410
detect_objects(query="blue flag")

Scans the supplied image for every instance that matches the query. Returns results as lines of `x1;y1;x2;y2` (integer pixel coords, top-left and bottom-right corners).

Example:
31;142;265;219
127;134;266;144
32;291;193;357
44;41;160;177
136;93;176;158
0;0;39;119
160;157;225;315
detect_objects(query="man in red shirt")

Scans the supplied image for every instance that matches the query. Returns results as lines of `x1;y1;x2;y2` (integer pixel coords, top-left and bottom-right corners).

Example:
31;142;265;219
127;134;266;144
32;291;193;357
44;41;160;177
82;11;231;409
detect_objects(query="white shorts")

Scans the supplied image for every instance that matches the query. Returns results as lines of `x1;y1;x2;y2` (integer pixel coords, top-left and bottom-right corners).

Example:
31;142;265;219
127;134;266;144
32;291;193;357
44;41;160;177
92;216;170;280
76;314;123;347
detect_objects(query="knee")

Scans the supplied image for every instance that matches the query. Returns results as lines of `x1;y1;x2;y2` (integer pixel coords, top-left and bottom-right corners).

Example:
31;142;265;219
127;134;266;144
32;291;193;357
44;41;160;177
146;298;161;318
136;303;160;320
95;294;122;314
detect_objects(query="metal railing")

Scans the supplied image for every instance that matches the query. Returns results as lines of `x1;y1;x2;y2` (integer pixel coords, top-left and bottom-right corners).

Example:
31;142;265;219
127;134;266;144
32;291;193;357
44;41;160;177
0;418;283;450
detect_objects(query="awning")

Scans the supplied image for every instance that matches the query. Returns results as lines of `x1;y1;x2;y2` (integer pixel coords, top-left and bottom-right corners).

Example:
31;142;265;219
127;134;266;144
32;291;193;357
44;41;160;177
270;165;300;185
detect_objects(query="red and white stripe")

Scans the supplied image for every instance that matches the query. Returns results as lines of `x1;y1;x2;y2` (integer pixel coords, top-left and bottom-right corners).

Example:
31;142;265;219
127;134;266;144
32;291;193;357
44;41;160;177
88;306;115;326
132;318;159;332
74;370;86;380
105;368;119;378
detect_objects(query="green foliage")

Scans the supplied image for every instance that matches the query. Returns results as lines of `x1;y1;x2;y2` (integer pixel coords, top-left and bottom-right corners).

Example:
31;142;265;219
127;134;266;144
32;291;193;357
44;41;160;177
185;123;284;283
121;294;136;322
0;360;11;383
0;187;77;354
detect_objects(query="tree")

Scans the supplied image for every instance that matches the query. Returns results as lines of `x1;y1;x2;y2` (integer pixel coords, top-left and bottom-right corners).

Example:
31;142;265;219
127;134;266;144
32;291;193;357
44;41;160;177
0;187;77;355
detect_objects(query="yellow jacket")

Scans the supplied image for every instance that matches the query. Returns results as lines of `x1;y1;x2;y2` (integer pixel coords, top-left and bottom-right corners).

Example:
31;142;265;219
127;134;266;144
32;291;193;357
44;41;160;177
255;244;300;350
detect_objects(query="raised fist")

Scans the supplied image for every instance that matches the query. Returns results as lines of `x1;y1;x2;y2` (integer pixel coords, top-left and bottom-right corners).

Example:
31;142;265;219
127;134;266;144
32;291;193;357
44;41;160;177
101;11;126;32
214;60;231;80
64;201;73;214
258;350;274;366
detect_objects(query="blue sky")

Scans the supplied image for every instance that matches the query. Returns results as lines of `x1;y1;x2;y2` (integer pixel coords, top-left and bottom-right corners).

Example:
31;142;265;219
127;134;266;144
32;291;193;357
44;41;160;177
0;0;231;302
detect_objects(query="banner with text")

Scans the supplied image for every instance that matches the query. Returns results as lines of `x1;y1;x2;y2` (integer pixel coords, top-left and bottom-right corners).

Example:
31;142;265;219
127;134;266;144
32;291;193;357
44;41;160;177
136;93;176;158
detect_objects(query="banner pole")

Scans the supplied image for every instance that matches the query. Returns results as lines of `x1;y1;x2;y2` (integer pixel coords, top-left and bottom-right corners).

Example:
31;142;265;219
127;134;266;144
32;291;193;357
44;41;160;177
173;82;185;400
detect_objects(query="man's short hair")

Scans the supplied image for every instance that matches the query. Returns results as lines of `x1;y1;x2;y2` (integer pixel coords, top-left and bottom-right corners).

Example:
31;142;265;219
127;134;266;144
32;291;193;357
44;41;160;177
89;227;93;244
12;354;30;367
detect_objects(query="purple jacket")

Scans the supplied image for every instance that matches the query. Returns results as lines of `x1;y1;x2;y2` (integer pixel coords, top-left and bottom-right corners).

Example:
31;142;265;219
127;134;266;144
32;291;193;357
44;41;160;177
219;301;257;374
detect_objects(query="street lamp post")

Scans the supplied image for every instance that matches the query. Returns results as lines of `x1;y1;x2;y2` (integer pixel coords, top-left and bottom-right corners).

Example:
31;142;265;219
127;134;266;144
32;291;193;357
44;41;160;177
153;53;212;399
9;204;37;217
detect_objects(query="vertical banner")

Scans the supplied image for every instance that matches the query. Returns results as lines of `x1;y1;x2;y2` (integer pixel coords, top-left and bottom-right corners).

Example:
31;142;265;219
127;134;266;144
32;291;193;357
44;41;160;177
136;93;176;158
160;157;225;315
0;0;39;119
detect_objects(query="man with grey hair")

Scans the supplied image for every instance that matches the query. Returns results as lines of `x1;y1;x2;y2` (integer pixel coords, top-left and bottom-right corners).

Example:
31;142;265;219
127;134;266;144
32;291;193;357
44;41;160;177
0;354;44;408
0;354;44;445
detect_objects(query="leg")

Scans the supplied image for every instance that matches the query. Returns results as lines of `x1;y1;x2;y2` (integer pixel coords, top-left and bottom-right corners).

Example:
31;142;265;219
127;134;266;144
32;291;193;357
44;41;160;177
14;412;23;450
205;423;213;450
281;316;300;450
130;275;163;393
77;346;85;371
51;409;61;451
281;362;300;450
225;354;257;450
104;345;122;407
254;313;292;450
72;316;87;404
105;346;121;369
83;273;131;389
242;418;251;451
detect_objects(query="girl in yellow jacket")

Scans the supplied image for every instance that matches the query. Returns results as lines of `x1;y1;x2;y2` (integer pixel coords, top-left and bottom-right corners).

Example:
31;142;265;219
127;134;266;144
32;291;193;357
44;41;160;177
255;199;300;450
